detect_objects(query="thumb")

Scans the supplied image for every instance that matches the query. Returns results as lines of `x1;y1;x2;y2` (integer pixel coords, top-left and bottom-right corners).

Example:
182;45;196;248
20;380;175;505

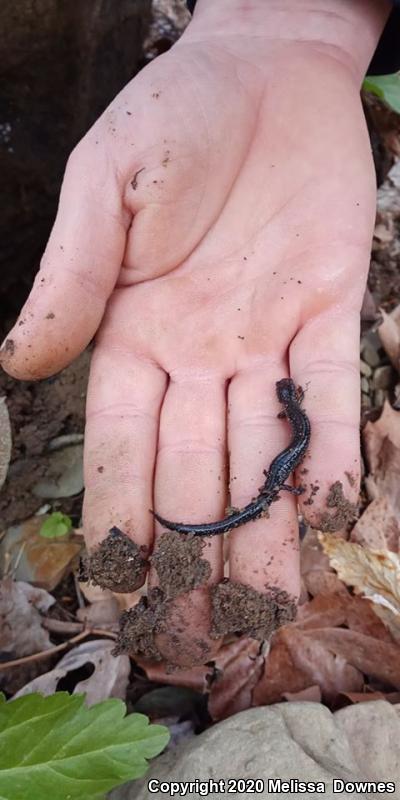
0;142;128;380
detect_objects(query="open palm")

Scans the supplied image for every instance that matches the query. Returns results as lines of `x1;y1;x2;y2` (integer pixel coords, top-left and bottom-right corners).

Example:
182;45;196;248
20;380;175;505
1;34;376;665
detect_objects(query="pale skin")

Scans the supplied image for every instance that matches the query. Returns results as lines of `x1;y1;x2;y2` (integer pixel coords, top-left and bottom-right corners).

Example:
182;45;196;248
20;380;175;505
0;0;391;665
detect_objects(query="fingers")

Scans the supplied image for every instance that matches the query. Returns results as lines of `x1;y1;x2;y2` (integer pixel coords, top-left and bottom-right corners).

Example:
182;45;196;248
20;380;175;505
83;332;166;562
290;309;361;527
0;143;127;379
227;365;301;601
151;372;227;666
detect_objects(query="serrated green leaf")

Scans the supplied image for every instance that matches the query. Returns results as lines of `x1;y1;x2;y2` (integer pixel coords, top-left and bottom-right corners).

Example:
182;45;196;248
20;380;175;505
39;512;73;538
0;692;169;800
363;73;400;114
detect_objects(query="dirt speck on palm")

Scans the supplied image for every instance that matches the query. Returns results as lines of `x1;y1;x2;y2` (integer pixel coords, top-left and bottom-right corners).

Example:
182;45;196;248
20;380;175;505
82;527;148;593
151;531;211;598
211;579;297;640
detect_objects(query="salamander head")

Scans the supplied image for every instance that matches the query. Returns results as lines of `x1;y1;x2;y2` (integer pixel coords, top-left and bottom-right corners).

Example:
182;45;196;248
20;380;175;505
276;378;297;404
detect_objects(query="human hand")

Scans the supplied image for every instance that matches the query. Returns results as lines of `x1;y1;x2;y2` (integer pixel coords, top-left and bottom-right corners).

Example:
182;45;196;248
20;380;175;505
0;0;389;665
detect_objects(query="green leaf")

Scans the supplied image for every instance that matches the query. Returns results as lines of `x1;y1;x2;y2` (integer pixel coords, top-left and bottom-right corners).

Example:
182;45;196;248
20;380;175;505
363;73;400;114
39;512;73;538
0;692;169;800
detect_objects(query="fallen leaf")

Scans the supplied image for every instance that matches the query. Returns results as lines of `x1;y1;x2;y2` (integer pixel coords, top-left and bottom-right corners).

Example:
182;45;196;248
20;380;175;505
319;534;400;640
378;306;400;368
300;628;400;688
136;661;210;693
253;636;311;706
295;592;349;630
339;690;400;705
0;396;11;491
300;528;346;598
76;597;120;627
283;685;322;703
363;400;400;473
208;639;264;721
14;639;130;705
280;627;363;702
0;578;54;659
0;516;82;591
350;496;400;551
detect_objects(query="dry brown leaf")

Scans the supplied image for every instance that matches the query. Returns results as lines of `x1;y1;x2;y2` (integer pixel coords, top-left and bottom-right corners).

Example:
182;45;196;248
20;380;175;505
350;496;400;552
378;306;400;368
14;639;130;704
344;595;395;641
0;397;11;491
283;685;322;703
76;597;120;627
136;660;210;693
208;639;264;721
280;627;363;702
295;592;349;630
253;636;311;706
300;628;400;688
340;690;400;705
0;516;82;591
363;400;400;473
319;534;400;640
300;528;346;598
0;578;54;659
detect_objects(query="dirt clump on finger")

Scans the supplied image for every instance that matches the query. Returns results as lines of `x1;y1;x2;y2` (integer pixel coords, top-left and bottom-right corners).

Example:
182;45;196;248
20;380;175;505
150;531;211;598
81;526;148;593
316;481;358;533
211;579;297;640
113;587;168;662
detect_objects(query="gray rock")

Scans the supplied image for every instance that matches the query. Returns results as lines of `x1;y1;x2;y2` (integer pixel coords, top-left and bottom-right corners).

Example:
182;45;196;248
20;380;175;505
360;360;372;378
373;389;386;408
32;443;83;498
361;334;381;368
111;702;400;800
361;377;370;395
372;365;393;390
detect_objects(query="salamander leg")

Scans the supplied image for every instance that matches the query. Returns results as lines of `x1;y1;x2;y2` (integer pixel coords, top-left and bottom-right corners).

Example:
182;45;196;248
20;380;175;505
280;484;305;495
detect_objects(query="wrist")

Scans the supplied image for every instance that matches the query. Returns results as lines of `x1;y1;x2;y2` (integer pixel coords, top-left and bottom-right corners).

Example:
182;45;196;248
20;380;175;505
183;0;391;80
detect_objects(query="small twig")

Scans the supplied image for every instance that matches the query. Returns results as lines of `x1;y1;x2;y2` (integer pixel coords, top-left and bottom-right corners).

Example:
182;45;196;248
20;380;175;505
0;628;117;671
42;618;84;635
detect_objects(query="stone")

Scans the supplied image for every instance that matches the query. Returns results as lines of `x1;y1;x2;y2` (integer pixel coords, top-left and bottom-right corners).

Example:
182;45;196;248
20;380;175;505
360;360;372;378
373;389;386;408
373;365;393;390
360;377;370;394
361;334;381;367
111;701;400;800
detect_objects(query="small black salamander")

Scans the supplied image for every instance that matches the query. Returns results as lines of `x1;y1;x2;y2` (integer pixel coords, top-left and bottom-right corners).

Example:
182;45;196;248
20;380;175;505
151;378;311;536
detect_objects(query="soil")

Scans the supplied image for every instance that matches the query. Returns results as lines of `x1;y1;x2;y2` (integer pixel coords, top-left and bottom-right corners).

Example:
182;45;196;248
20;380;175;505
316;481;359;533
113;531;213;662
150;531;211;599
81;526;149;593
211;579;297;640
113;588;168;662
0;350;89;526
